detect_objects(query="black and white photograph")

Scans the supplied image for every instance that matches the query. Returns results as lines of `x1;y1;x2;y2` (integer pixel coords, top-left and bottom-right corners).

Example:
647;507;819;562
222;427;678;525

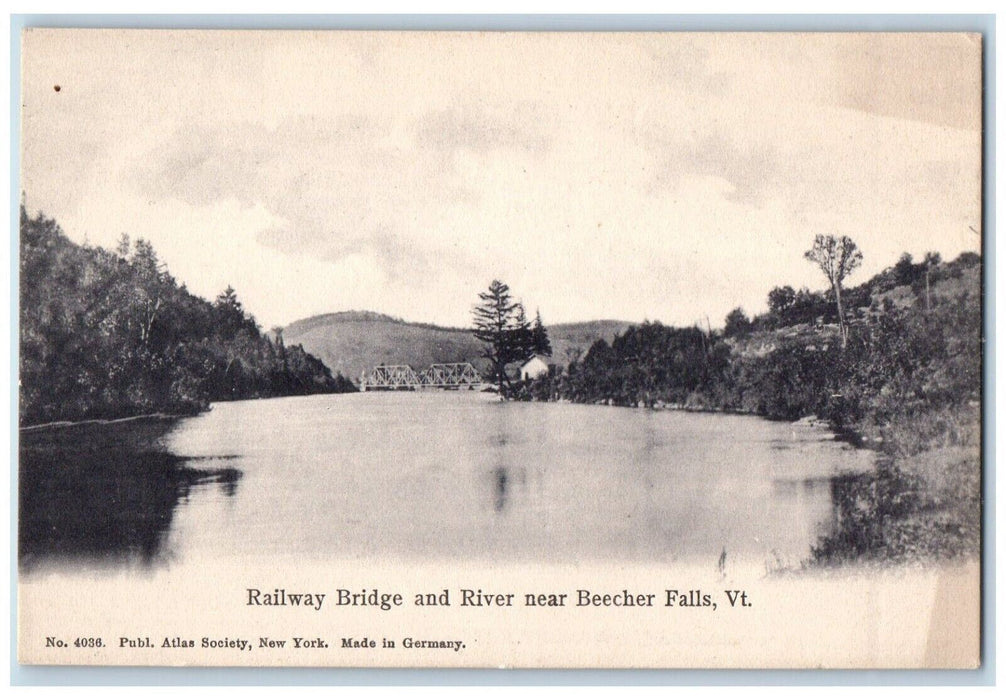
16;28;984;669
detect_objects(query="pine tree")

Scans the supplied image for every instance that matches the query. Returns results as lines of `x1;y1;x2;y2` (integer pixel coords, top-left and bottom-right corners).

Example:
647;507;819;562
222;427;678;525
214;286;246;339
472;280;521;392
509;303;535;363
531;309;552;358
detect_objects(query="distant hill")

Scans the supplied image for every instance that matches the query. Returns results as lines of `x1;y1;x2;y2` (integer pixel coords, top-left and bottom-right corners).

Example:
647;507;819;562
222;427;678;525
281;311;632;384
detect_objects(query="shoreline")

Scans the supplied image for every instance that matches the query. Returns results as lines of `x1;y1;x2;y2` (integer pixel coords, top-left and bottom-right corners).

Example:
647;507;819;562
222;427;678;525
19;412;190;433
514;392;873;450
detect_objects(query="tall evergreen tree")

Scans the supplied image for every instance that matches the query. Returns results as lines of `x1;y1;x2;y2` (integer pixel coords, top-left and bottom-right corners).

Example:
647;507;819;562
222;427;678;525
510;303;535;363
471;280;522;392
531;309;552;358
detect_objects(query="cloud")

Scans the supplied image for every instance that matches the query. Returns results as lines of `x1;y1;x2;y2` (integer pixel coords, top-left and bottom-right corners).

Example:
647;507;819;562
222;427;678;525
129;113;493;282
23;31;982;329
647;133;782;205
416;106;552;155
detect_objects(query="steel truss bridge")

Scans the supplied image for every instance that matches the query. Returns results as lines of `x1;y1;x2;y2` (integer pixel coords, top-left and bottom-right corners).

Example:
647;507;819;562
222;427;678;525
360;362;485;391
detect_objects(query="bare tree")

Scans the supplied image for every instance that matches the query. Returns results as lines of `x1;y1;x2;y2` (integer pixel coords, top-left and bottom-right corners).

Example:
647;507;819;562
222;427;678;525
804;234;862;347
922;251;942;313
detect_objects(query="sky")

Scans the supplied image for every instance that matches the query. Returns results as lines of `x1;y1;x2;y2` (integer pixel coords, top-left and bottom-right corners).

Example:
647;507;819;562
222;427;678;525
20;30;982;330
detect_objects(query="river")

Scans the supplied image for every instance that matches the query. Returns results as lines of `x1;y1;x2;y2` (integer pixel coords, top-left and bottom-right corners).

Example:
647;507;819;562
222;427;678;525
19;391;876;575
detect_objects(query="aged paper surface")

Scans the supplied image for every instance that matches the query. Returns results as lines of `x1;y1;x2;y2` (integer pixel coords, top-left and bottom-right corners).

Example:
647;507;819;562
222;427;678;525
17;29;982;668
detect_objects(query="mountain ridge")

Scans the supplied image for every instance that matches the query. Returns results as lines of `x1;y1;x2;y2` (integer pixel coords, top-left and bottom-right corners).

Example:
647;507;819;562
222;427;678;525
281;311;634;383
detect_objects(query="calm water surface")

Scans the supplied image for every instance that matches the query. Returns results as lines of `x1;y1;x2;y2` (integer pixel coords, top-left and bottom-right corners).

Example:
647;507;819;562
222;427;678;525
20;392;875;572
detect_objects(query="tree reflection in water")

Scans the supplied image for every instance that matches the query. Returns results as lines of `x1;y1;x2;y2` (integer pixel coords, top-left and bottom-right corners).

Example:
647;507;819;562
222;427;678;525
18;418;241;572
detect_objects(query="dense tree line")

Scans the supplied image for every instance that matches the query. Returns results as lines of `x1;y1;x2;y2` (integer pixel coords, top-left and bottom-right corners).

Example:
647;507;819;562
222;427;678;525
19;207;355;425
519;250;980;432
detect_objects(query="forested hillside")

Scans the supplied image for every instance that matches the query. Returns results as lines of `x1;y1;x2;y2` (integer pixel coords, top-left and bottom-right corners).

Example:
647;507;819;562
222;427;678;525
524;253;981;423
19;207;355;426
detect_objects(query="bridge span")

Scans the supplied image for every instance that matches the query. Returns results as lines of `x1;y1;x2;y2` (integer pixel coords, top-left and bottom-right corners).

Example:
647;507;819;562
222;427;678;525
360;362;485;391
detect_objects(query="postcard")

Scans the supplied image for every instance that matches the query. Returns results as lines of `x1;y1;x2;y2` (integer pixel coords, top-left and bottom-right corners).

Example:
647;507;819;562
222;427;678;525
16;29;983;668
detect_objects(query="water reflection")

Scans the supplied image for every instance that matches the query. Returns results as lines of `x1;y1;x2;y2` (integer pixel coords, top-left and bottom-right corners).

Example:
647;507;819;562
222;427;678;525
20;394;877;570
768;475;842;564
18;419;241;572
493;467;509;512
491;465;528;513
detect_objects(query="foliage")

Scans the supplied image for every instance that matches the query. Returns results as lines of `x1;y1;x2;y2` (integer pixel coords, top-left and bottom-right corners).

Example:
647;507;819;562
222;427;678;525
471;280;520;392
19;207;355;425
767;285;796;316
519;321;731;409
471;280;550;391
758;286;833;329
812;432;980;565
723;307;752;338
524;251;979;435
531;309;553;358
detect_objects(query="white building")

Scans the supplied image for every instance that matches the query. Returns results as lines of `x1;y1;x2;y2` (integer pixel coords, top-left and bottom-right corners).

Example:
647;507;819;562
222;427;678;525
519;355;550;381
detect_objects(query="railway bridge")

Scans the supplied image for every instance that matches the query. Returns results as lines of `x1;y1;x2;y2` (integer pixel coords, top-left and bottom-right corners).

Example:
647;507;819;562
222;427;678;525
360;362;485;391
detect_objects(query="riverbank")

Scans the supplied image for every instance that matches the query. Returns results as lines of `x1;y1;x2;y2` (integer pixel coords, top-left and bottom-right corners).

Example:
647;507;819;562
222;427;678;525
809;402;981;566
20;411;187;433
19;411;186;451
507;374;981;569
19;410;241;571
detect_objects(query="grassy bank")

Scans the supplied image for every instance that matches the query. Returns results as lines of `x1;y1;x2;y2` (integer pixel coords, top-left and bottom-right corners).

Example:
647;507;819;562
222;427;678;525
810;403;981;566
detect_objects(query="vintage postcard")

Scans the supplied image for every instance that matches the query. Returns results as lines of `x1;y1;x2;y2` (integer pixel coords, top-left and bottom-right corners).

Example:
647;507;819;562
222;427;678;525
16;29;983;669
